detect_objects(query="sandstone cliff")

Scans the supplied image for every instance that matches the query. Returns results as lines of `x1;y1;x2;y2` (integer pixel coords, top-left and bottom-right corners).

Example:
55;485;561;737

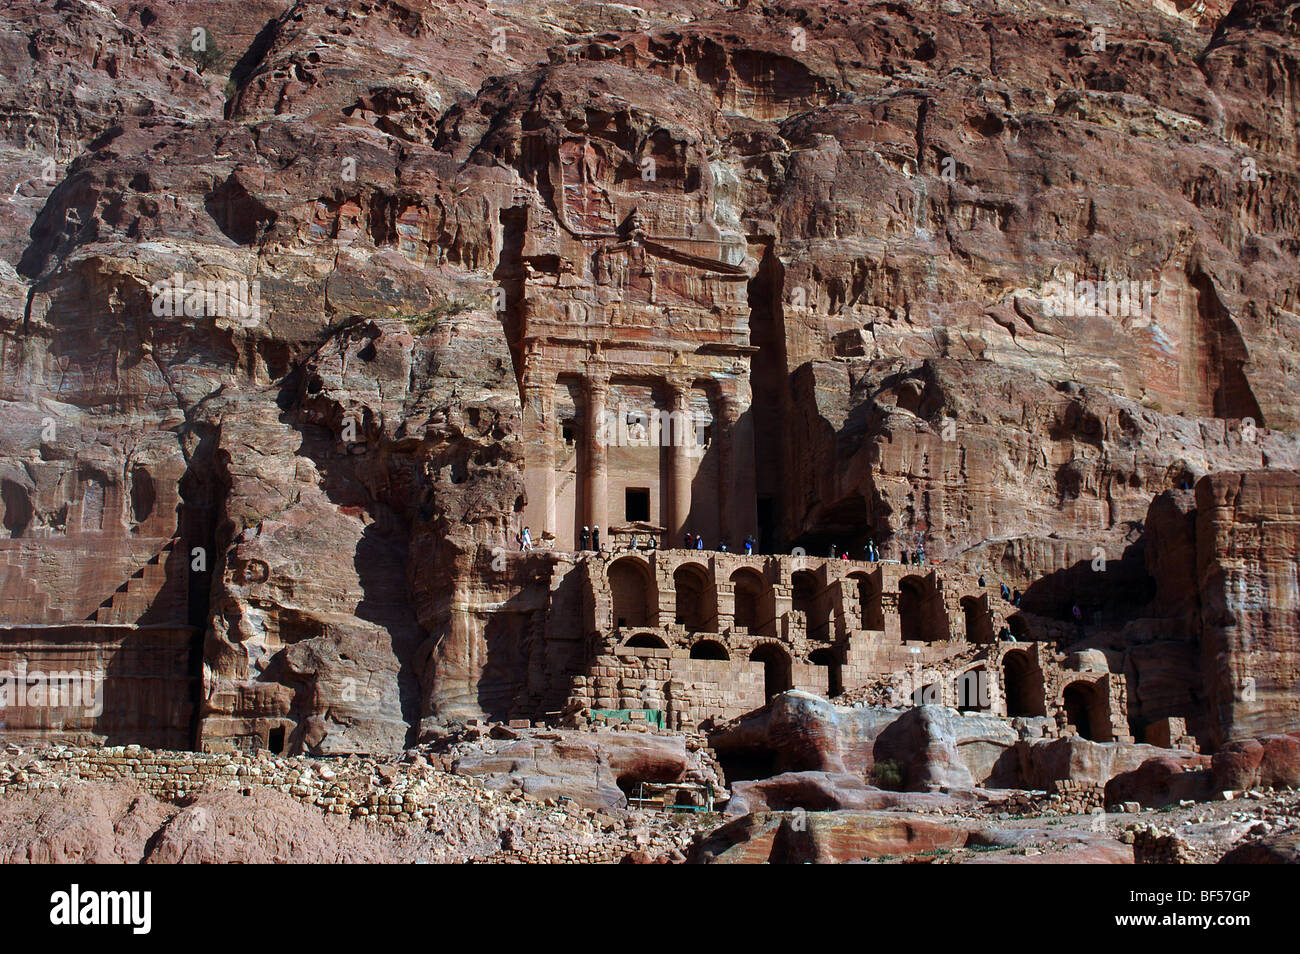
1;0;1298;754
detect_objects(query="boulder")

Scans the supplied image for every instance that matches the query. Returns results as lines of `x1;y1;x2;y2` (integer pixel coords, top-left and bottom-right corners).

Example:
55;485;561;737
1211;734;1300;792
1103;755;1214;808
1219;830;1300;864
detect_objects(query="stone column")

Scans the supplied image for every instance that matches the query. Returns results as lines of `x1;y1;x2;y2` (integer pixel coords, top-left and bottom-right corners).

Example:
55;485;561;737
585;374;609;536
717;390;738;548
667;378;692;545
522;357;557;544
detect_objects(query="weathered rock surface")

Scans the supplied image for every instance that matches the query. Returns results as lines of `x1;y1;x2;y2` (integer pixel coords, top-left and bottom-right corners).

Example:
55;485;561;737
1103;754;1213;808
725;770;979;815
1211;733;1300;792
711;690;1182;799
1219;829;1300;864
689;809;1132;864
448;728;711;810
1;0;1299;764
1015;736;1199;790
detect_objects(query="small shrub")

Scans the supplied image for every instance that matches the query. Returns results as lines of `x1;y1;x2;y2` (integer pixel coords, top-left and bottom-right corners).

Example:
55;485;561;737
398;295;483;335
179;32;225;74
871;758;904;790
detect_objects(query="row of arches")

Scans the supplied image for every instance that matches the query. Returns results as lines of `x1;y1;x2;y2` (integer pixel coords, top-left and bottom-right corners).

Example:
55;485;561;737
620;636;1111;738
620;633;831;701
609;556;996;644
897;654;1113;740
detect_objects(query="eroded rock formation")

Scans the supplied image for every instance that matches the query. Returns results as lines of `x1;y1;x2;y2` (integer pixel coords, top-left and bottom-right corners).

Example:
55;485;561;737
0;0;1297;770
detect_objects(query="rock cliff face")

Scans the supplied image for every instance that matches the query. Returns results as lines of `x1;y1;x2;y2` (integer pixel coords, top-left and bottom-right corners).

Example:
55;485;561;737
1;0;1299;754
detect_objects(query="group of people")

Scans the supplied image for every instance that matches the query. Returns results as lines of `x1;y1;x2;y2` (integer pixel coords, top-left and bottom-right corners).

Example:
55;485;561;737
680;533;759;555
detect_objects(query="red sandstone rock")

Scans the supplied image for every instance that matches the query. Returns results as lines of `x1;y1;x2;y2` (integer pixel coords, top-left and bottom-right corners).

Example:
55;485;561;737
1211;733;1300;792
1103;755;1213;808
0;0;1298;776
1016;737;1199;791
690;810;969;864
448;729;710;810
1218;829;1300;865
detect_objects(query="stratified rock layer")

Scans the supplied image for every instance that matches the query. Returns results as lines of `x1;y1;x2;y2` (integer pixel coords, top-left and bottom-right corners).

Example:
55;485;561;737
0;0;1298;756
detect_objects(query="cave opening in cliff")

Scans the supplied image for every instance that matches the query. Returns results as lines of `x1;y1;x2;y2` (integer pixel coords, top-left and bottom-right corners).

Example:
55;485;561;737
494;205;529;385
750;643;792;700
0;480;32;538
1190;267;1265;426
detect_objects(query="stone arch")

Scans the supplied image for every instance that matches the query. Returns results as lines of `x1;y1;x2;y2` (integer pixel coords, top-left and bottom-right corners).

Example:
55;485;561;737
955;665;989;711
1062;680;1111;741
1002;650;1045;717
899;574;946;642
849;571;884;630
960;594;993;644
808;647;842;697
791;569;828;637
791;569;816;623
689;638;729;660
730;567;769;635
609;556;655;628
673;562;715;633
625;632;668;649
750;642;792;700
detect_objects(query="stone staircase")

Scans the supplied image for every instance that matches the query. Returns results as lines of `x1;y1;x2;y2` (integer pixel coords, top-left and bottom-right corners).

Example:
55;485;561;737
0;551;54;623
87;536;186;624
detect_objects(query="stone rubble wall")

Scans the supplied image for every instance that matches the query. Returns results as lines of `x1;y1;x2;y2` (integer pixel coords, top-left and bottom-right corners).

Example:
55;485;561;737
0;743;704;864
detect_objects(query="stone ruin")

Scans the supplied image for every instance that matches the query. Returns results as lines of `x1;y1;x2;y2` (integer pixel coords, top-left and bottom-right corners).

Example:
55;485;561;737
0;0;1297;830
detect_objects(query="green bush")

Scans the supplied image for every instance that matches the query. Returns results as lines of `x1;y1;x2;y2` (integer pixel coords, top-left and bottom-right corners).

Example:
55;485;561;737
398;296;482;335
871;758;904;790
179;32;225;74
